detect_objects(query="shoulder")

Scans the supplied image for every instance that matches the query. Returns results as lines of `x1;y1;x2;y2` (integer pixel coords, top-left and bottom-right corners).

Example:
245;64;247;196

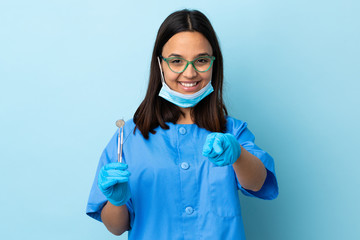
225;116;248;133
225;116;256;142
125;118;136;130
123;118;139;139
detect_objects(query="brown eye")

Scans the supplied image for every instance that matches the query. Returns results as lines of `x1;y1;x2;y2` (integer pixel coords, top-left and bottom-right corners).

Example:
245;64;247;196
196;57;210;65
170;58;183;65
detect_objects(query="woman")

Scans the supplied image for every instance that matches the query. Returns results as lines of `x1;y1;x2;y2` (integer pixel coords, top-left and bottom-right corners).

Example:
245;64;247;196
86;9;278;239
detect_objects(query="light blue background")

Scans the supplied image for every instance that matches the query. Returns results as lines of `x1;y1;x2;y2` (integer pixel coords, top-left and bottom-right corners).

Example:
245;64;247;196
1;0;359;239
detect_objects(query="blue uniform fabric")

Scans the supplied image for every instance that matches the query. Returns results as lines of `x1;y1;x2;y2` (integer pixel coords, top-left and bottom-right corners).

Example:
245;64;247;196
86;116;278;239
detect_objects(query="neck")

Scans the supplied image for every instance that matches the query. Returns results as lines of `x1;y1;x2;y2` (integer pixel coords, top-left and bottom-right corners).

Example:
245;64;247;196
177;107;194;124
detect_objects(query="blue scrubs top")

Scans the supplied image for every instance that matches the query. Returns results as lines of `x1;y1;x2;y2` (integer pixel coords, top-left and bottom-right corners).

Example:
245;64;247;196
86;116;278;239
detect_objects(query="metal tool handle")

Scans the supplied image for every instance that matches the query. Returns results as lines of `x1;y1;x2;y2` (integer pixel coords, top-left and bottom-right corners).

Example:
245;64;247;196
115;119;125;163
119;126;124;163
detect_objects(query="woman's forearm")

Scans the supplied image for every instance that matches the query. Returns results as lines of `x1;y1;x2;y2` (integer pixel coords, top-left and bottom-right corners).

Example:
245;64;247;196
101;201;130;236
232;146;267;192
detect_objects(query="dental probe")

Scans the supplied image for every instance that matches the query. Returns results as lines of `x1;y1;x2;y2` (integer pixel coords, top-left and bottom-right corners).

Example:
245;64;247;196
115;119;125;163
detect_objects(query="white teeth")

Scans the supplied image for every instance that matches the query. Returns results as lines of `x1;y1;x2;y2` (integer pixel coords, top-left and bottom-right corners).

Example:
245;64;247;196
180;82;197;87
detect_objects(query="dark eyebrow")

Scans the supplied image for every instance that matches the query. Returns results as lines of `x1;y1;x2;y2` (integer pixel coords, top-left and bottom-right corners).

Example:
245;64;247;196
167;52;212;58
168;53;182;58
197;53;211;57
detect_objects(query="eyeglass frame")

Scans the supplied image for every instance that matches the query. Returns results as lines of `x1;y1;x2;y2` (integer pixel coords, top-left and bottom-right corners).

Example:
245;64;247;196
160;55;216;73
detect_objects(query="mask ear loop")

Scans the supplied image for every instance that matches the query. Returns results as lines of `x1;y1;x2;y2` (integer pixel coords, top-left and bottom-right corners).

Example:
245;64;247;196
157;57;166;85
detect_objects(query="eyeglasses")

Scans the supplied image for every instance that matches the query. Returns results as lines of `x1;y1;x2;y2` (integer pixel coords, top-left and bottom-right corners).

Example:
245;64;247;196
160;55;215;73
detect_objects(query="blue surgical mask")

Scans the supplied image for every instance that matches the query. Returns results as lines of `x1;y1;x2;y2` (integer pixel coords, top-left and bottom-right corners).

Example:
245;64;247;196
157;57;214;108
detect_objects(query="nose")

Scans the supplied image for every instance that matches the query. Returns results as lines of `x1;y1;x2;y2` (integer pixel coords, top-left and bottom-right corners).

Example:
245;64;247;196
182;63;197;78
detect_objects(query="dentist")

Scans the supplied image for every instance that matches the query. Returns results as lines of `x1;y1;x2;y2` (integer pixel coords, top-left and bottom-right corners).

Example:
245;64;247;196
87;9;278;240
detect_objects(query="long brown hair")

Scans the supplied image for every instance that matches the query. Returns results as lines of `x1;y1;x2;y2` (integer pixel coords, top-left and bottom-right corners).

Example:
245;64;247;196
133;9;228;139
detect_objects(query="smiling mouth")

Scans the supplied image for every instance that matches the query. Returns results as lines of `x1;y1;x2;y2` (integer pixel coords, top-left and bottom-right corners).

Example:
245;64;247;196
179;81;200;87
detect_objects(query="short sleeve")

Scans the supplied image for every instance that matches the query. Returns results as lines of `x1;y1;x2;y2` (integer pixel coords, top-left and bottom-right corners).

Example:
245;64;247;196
226;117;279;200
86;128;135;225
86;131;117;222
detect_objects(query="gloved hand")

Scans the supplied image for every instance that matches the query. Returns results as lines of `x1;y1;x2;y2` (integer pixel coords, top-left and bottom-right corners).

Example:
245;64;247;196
98;162;131;206
202;132;241;166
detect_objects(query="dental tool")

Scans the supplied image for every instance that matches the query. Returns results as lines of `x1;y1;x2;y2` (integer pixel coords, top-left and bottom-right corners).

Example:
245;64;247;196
115;119;125;163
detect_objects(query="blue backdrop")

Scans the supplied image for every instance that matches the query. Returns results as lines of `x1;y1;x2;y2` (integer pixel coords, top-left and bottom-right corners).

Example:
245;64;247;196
1;0;359;239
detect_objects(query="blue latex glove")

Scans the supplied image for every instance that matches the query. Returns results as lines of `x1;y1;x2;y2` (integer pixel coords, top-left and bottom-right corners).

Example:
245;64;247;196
98;162;131;206
202;132;241;166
